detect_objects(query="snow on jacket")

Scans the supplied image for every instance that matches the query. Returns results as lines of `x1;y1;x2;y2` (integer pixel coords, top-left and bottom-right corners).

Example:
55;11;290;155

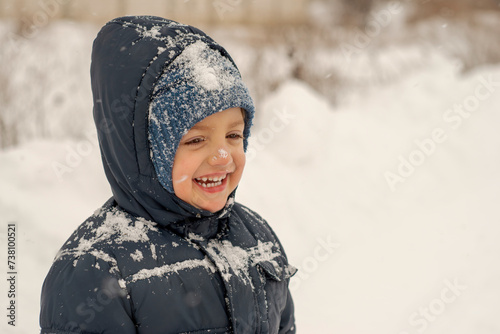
40;16;296;334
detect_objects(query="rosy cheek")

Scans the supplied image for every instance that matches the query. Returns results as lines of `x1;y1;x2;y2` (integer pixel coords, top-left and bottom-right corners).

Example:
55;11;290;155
236;152;246;169
231;155;245;185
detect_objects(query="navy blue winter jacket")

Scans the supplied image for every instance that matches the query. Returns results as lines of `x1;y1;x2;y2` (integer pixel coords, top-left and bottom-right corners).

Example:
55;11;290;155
40;16;296;334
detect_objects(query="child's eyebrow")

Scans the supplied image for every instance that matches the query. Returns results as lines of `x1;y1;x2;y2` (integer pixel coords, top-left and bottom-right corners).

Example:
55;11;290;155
190;124;210;131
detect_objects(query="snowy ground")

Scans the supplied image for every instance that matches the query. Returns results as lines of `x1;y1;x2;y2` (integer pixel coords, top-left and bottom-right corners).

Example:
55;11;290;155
1;19;500;334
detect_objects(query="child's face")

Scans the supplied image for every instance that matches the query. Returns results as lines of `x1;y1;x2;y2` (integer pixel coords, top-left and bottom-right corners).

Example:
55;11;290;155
172;107;246;213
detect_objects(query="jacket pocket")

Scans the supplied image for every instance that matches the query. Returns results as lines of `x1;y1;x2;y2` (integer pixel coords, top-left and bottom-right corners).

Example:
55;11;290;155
256;258;297;333
256;257;297;304
257;258;297;282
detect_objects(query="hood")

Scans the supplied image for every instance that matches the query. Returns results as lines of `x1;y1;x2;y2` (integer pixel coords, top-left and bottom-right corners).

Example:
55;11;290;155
91;16;243;229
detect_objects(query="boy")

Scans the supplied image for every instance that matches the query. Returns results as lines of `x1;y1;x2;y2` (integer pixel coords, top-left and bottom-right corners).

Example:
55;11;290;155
40;16;296;334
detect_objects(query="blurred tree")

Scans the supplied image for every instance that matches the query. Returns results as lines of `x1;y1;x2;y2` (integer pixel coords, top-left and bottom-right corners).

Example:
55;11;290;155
339;0;374;28
407;0;500;23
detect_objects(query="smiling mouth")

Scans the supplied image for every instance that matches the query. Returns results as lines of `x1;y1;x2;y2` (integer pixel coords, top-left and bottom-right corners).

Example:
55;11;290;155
194;174;227;188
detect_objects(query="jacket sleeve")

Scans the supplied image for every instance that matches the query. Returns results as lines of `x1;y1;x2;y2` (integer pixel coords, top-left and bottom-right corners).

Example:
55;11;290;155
40;253;136;334
279;288;296;334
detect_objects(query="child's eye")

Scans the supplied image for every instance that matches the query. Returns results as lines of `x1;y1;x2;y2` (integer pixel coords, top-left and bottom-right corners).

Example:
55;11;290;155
184;137;206;145
227;133;243;140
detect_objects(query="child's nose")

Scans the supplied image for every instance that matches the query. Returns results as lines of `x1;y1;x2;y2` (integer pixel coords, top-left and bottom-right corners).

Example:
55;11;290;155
209;147;233;166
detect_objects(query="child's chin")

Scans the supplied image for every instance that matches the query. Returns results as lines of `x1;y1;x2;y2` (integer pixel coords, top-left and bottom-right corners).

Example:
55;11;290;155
201;201;226;213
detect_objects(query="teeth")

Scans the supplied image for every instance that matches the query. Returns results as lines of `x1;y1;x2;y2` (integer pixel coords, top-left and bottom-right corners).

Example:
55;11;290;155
197;180;223;188
216;175;227;181
196;175;226;182
194;174;226;188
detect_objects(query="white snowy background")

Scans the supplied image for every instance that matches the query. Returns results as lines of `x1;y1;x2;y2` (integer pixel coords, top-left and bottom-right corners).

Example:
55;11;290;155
1;2;500;333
